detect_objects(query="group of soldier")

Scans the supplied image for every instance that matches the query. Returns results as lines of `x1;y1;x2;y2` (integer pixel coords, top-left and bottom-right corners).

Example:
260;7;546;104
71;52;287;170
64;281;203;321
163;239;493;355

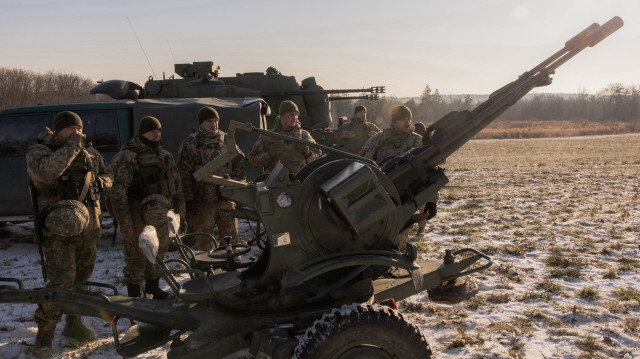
25;100;435;357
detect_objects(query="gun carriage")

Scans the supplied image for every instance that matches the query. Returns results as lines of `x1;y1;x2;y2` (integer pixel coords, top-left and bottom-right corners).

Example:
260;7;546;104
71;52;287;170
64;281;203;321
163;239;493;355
0;16;622;358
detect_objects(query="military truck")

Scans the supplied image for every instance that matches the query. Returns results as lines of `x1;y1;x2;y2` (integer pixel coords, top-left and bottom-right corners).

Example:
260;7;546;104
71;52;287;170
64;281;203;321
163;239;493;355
0;16;623;359
0;97;268;219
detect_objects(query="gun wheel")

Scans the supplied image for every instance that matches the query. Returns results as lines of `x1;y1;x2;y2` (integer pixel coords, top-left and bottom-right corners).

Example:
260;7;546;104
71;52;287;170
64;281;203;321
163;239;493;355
293;303;432;359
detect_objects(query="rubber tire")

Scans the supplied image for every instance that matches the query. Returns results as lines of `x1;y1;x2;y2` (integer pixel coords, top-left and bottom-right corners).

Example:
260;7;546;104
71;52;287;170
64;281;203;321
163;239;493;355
293;303;432;359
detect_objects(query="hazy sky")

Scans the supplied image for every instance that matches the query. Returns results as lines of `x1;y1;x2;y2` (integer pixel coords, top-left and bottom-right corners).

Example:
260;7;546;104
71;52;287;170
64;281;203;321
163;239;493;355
1;0;637;97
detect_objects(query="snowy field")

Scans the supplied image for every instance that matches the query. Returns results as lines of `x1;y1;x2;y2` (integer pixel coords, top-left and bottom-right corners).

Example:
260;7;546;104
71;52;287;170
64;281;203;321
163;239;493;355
0;133;638;359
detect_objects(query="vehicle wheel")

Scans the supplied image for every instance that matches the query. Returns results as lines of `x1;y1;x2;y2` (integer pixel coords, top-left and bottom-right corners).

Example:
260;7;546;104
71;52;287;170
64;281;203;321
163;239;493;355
293;303;432;359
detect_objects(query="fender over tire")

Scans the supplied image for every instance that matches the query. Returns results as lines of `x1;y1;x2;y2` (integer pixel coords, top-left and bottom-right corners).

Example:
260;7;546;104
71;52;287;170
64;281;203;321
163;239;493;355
293;303;432;359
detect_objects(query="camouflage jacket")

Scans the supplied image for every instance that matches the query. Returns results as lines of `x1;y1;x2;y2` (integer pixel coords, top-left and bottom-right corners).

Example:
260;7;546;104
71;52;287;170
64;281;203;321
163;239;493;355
176;130;245;203
248;120;322;174
332;118;381;155
110;137;186;229
26;129;113;211
359;128;422;164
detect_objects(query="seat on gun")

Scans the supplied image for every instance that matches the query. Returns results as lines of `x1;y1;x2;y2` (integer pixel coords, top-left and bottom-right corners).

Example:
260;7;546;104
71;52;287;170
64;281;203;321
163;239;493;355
172;232;224;275
178;271;241;302
139;225;241;302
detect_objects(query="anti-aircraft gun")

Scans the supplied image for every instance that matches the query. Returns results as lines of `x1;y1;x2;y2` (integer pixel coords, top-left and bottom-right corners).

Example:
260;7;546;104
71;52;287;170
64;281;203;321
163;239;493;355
0;17;623;359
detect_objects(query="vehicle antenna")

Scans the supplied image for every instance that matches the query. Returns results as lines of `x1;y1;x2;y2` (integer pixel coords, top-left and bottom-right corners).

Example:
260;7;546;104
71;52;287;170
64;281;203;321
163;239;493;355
167;40;177;64
127;16;157;79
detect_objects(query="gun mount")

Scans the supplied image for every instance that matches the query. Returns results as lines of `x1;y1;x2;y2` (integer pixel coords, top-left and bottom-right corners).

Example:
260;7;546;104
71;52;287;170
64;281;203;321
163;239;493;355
2;17;622;359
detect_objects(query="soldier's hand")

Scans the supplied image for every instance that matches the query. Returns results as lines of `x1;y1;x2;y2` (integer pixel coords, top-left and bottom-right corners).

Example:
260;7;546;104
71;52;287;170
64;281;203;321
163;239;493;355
424;202;437;221
340;130;356;139
68;134;87;146
296;144;310;158
179;216;187;233
268;142;287;159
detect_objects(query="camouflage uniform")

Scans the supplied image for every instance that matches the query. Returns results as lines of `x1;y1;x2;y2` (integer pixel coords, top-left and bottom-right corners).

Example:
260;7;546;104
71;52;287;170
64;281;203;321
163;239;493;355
248;120;322;175
359;127;422;164
177;129;245;250
332;117;381;155
110;137;186;287
360;126;435;249
26;129;113;343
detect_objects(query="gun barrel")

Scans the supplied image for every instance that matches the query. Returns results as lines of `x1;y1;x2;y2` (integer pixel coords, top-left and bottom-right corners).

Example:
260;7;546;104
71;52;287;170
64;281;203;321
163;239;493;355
385;17;623;194
587;16;624;47
237;123;378;167
328;94;380;101
261;86;385;97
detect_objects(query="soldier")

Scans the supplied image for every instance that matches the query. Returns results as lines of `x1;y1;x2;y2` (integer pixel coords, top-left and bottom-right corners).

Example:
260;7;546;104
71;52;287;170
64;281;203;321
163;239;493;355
359;105;422;163
26;111;113;357
109;116;186;299
360;105;437;248
248;100;322;175
177;106;245;250
332;105;381;155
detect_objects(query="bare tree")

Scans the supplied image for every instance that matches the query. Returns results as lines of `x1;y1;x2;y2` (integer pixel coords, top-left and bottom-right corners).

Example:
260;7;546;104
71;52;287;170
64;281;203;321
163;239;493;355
0;68;97;111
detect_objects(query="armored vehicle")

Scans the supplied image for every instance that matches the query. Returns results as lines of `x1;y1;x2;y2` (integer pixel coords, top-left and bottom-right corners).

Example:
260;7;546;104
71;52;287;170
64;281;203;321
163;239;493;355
0;16;622;359
90;62;385;146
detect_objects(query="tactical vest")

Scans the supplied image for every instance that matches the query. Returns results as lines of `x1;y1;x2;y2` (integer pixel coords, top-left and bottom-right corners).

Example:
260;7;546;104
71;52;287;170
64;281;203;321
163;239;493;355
51;146;100;204
375;132;411;163
198;136;224;164
128;150;176;201
344;124;374;154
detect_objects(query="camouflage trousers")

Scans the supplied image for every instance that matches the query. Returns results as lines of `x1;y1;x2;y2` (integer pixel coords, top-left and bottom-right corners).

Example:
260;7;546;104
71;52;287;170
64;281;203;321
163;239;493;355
122;219;169;285
186;200;237;251
34;206;101;330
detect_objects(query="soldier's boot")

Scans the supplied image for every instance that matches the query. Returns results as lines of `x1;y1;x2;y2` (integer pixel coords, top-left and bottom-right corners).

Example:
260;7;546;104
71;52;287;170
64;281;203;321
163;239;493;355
127;284;141;297
144;278;169;299
33;324;54;358
62;314;95;341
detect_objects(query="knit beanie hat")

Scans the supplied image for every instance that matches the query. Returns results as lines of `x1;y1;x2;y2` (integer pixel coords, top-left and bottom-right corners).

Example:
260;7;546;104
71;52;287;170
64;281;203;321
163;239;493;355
391;105;412;122
354;105;366;114
198;106;219;124
279;100;299;116
138;116;162;136
54;111;83;133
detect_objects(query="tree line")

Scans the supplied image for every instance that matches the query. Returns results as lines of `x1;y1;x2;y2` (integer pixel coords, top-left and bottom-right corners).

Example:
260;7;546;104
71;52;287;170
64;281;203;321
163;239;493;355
331;83;640;133
0;67;96;111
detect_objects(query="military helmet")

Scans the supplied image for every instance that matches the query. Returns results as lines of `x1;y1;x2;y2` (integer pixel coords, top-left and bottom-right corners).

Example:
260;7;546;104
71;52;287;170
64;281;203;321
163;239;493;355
54;111;83;133
139;116;162;136
279;100;299;116
140;194;172;226
44;200;90;237
198;106;219;124
391;105;412;122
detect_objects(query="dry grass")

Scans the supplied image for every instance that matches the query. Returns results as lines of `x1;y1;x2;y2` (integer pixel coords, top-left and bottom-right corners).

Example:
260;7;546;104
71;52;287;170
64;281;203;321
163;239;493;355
475;120;639;139
411;133;640;358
